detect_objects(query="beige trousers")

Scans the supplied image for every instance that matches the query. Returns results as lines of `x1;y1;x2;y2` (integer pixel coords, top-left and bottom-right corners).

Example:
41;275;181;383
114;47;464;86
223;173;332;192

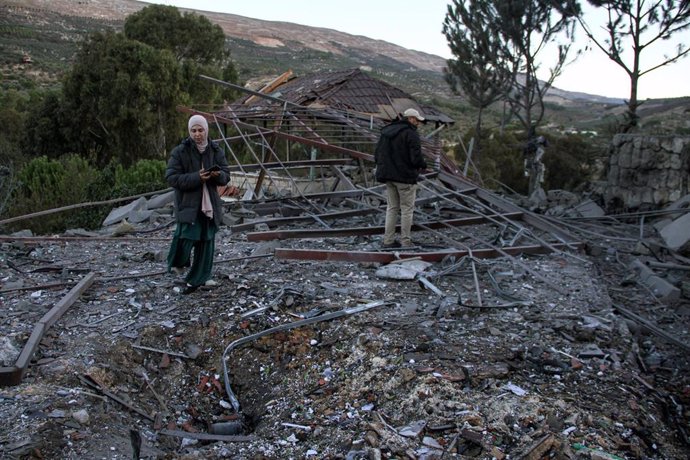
384;181;417;245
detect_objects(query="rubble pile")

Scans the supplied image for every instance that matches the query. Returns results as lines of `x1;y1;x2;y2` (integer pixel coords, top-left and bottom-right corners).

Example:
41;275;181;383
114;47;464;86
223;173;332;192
1;187;689;459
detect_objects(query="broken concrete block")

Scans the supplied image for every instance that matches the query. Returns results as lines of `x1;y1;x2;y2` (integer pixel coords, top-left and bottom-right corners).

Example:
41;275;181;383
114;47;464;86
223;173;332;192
397;420;426;438
0;336;20;366
547;189;579;206
146;190;174;210
572;199;605;218
110;220;136;236
251;240;280;256
577;343;606;359
102;197;148;227
629;259;681;301
127;210;154;224
10;229;33;237
646;275;681;301
64;228;101;238
659;212;690;254
222;212;242;227
663;193;690;212
652;217;673;233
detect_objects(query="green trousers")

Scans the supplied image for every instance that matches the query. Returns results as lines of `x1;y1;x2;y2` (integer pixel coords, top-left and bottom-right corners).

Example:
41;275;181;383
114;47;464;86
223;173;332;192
167;215;217;287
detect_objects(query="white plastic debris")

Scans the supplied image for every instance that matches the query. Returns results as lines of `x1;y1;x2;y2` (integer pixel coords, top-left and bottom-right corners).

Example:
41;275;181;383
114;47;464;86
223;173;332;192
504;382;527;396
375;260;432;280
398;420;426;438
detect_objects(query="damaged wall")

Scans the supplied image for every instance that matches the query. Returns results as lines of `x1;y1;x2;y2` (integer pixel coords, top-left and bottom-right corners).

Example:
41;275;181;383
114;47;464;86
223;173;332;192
604;134;690;209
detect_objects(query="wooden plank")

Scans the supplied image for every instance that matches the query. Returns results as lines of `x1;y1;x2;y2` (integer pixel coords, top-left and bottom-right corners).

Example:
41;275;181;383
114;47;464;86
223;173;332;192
0;272;97;387
13;323;46;372
0;367;22;387
244;69;293;105
39;272;97;328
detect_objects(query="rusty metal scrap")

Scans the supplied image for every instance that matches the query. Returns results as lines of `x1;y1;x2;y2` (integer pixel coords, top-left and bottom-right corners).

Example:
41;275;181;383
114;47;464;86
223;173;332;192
614;304;690;352
274;243;581;263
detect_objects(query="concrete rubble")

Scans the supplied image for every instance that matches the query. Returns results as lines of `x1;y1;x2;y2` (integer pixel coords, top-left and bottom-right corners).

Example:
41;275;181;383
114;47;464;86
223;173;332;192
0;75;689;459
1;184;689;459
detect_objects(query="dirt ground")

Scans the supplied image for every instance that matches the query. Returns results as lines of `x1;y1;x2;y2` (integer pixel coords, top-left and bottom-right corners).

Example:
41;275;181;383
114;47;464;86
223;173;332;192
1;206;689;460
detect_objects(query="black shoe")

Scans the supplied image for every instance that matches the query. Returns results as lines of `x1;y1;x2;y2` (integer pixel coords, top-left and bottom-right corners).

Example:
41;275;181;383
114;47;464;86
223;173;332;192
182;284;199;295
382;241;401;248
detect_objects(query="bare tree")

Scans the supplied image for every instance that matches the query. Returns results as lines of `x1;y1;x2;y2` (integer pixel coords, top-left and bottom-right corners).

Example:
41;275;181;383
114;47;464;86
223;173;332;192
563;0;690;132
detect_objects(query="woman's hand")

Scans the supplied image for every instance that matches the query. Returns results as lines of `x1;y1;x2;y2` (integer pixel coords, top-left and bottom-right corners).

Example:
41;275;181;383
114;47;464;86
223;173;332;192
200;168;221;182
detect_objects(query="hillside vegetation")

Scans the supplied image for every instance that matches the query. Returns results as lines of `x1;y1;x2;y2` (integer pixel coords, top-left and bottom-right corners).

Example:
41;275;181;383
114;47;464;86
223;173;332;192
3;0;688;137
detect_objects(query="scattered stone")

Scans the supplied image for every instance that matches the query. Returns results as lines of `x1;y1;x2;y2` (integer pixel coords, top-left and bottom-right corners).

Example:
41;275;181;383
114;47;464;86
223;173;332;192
102;197;148;227
72;409;90;425
398;420;426;438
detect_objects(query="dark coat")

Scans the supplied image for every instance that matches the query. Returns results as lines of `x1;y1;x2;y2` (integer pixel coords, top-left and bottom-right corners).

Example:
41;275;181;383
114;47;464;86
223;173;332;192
165;137;230;226
374;119;427;184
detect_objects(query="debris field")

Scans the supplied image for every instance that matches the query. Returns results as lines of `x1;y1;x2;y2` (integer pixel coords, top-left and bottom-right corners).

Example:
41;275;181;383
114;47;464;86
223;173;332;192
1;74;689;459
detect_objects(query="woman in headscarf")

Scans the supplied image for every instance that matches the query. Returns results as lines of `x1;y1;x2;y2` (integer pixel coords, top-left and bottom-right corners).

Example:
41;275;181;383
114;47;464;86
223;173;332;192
166;114;230;294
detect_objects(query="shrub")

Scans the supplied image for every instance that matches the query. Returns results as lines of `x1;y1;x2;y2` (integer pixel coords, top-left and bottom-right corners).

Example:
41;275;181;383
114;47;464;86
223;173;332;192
457;128;598;195
114;159;167;196
8;155;100;233
457;130;527;193
542;134;598;191
4;156;168;234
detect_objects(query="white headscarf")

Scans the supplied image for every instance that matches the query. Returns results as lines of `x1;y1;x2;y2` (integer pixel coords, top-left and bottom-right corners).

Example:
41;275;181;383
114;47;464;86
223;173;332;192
188;115;209;152
188;115;213;217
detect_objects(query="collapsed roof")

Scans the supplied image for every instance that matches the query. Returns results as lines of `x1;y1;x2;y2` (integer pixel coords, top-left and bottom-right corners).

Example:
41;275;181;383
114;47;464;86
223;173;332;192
229;68;455;125
177;69;582;266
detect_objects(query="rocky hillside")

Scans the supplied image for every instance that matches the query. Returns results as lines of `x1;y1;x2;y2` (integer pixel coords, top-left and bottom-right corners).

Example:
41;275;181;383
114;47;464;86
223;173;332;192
2;0;689;134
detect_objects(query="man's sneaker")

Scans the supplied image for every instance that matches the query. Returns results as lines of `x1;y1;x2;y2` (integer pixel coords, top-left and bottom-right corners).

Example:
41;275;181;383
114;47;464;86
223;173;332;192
171;266;186;275
204;279;219;287
382;241;401;249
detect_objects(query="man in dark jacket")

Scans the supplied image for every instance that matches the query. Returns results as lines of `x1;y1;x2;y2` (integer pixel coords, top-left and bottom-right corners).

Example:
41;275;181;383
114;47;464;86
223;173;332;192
374;108;427;248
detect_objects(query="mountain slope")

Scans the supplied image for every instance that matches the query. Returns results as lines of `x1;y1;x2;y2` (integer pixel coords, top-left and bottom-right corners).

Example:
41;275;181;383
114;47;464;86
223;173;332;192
1;0;604;101
2;0;688;134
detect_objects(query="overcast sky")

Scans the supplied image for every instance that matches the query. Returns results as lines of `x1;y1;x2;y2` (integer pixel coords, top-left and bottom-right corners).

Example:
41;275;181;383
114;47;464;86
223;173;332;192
142;0;690;100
